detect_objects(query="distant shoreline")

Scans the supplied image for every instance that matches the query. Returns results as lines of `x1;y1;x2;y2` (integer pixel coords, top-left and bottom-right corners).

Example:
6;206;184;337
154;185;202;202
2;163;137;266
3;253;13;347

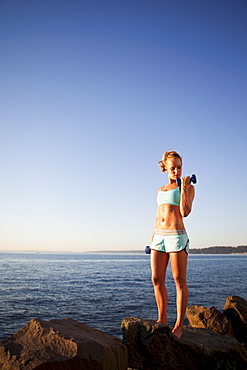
86;245;247;255
88;245;247;254
189;245;247;254
0;245;246;254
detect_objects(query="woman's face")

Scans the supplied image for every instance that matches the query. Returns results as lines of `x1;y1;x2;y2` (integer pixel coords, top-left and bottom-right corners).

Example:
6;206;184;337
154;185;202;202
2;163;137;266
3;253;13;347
165;157;182;181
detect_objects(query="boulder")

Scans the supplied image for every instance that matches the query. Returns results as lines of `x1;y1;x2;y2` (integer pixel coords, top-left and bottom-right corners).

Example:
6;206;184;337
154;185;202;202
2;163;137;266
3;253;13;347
224;296;247;325
186;305;233;335
121;317;247;370
0;318;127;370
224;296;247;349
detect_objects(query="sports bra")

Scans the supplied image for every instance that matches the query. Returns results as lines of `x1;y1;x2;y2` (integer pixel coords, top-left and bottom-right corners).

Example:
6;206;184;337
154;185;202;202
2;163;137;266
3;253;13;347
157;187;181;207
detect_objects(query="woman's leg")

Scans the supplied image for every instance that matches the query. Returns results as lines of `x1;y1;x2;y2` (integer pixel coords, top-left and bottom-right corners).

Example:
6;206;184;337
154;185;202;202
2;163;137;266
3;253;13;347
150;250;169;323
169;251;188;338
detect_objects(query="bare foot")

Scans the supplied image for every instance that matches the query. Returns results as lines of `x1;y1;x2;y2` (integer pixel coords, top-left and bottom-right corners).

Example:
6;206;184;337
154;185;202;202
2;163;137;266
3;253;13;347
172;326;183;339
157;320;168;324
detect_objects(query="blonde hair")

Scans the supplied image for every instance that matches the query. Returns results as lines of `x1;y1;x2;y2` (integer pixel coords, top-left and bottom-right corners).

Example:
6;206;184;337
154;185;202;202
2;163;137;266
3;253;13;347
158;150;182;173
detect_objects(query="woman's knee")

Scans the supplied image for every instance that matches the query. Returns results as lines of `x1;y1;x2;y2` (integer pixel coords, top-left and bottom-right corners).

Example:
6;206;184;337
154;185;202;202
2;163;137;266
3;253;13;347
173;275;187;289
151;274;165;286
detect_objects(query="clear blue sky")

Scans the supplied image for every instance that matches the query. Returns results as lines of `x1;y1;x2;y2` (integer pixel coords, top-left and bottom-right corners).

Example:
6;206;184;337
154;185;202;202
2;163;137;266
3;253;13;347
1;0;246;252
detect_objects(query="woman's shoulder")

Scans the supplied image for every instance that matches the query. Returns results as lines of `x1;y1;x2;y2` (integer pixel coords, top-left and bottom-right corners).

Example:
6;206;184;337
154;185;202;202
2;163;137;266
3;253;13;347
157;186;162;194
157;184;169;193
157;185;165;191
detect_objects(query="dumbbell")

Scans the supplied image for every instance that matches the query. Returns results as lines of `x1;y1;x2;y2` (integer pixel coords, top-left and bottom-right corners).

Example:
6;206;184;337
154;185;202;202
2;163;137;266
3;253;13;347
145;246;151;254
176;174;197;187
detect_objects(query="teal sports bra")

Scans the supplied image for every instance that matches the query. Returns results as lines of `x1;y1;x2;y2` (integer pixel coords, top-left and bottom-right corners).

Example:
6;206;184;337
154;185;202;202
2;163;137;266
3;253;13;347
157;187;181;207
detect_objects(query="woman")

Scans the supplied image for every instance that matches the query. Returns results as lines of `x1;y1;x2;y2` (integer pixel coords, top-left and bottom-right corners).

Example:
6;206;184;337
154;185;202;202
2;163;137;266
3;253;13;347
150;150;195;338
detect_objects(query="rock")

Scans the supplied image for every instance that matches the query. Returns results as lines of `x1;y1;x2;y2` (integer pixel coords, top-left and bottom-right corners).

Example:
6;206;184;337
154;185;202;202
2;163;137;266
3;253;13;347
186;305;233;335
224;296;247;325
223;308;247;350
0;318;127;370
121;317;247;370
223;296;247;349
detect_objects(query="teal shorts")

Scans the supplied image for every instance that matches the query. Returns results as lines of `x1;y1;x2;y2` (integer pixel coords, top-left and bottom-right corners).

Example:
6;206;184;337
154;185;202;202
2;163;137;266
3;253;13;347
150;229;189;254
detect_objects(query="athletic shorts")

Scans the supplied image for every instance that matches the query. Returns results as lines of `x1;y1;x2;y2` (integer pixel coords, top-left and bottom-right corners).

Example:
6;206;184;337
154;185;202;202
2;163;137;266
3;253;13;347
150;229;189;254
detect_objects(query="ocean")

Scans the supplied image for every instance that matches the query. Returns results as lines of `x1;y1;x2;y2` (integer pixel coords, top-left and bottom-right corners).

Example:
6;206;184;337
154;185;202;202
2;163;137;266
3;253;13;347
0;252;246;341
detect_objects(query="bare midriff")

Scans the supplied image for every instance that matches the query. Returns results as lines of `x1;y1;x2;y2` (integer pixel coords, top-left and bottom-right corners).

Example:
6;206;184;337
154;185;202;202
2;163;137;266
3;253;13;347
154;204;185;230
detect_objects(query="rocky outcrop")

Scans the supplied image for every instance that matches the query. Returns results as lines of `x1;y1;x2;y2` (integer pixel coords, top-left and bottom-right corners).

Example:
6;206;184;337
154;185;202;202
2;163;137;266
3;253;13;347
1;296;246;370
186;305;233;335
0;318;127;370
121;317;247;370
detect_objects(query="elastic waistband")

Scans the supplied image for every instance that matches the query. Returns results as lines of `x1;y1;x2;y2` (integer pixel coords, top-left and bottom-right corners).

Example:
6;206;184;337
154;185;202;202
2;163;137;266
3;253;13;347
154;229;187;236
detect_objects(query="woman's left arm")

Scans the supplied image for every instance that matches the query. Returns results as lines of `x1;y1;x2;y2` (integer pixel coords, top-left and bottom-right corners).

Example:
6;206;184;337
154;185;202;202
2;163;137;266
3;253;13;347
180;176;195;217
